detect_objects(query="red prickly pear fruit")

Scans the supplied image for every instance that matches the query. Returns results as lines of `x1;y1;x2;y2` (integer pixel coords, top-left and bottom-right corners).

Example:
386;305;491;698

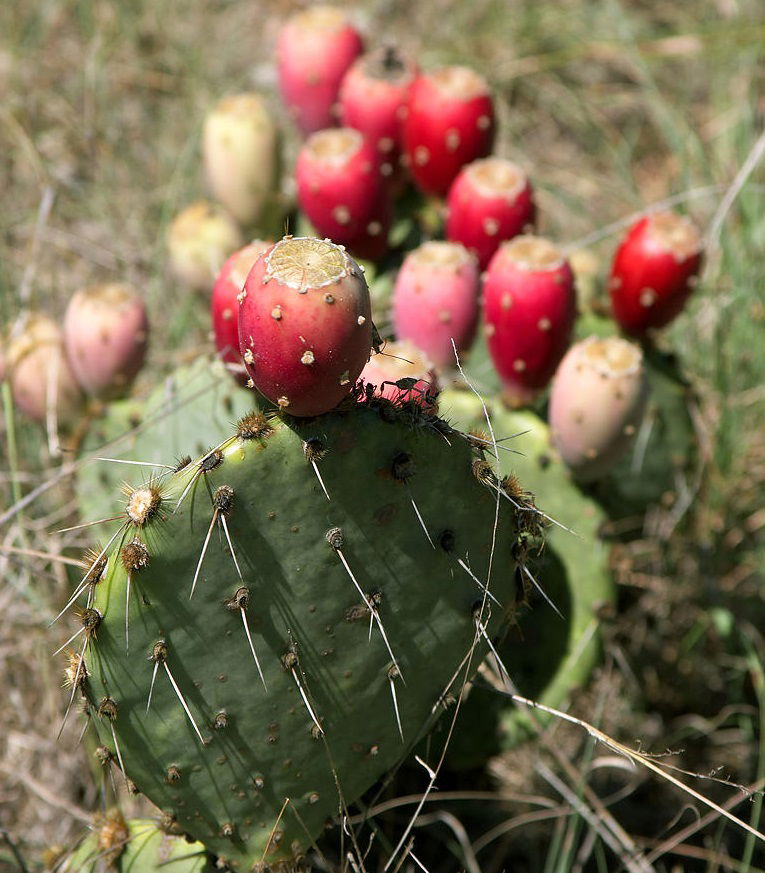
445;157;536;269
168;201;243;291
211;240;273;381
483;235;577;407
339;46;418;180
238;236;372;416
296;128;388;245
402;66;495;197
63;283;148;399
8;315;83;424
203;93;281;227
277;6;364;136
392;241;480;369
608;211;703;335
549;336;649;482
359;338;438;411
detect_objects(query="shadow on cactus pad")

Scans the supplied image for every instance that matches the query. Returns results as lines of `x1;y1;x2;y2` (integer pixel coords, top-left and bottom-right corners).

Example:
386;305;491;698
436;389;614;763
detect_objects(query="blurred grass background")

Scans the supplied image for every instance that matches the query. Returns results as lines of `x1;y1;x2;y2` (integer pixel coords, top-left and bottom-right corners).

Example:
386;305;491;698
2;0;765;870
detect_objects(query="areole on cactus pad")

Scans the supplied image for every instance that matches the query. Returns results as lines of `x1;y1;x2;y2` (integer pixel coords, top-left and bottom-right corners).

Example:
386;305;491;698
68;391;524;870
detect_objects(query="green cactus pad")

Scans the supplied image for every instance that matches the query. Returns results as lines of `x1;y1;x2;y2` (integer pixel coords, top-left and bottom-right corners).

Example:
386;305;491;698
76;396;520;869
76;357;258;522
57;815;214;872
438;389;614;752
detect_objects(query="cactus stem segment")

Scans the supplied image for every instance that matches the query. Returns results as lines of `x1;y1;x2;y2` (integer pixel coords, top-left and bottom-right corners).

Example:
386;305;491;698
227;587;267;690
146;641;206;744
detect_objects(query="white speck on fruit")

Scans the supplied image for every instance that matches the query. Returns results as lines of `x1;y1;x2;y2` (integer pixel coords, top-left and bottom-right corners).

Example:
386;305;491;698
438;309;451;324
333;205;351;225
271;306;282;320
301;350;315;365
639;288;657;307
483;218;499;236
339;371;350;385
222;308;233;321
247;378;254;389
367;221;382;236
477;115;491;130
277;396;290;408
414;146;429;166
237;290;247;304
445;129;460;152
379;137;394;154
538;317;551;331
608;276;622;291
513;359;526;372
380;162;393;177
357;316;366;325
485;323;496;337
244;349;254;364
501;293;512;310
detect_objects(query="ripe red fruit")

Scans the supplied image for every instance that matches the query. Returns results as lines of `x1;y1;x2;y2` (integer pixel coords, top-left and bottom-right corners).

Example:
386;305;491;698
296;128;388;246
211;240;272;381
63;283;149;399
402;66;495;197
392;241;480;369
445;157;536;269
238;236;372;416
277;6;363;136
339;46;418;181
483;235;577;407
608;211;703;335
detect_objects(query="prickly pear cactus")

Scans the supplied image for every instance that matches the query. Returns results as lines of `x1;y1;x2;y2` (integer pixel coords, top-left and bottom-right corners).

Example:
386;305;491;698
76;357;257;522
56;812;214;872
70;393;521;870
438;388;613;751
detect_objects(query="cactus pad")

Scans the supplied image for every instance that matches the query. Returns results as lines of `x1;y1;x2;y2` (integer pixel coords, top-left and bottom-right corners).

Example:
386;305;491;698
74;392;520;869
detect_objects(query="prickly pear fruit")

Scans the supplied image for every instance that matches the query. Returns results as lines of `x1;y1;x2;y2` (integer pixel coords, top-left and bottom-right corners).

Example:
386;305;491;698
446;157;536;269
608;211;703;335
339;46;418;179
549;335;649;482
58;813;214;872
8;315;83;424
277;6;364;135
296;127;388;247
211;240;272;380
168;201;243;292
63;283;148;399
403;66;495;197
360;338;438;410
483;235;576;406
238;236;372;415
203;93;281;228
392;241;480;369
74;396;520;870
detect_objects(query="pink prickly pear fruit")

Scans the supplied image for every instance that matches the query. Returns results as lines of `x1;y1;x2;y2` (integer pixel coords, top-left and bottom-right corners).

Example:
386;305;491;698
445;157;536;269
63;283;148;399
203;93;281;227
609;211;703;335
549;336;649;482
360;339;438;411
391;241;480;369
402;66;495;197
238;236;372;416
483;235;577;407
277;6;364;135
339;46;418;180
296;128;389;245
8;315;83;424
211;240;273;381
168;201;243;291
